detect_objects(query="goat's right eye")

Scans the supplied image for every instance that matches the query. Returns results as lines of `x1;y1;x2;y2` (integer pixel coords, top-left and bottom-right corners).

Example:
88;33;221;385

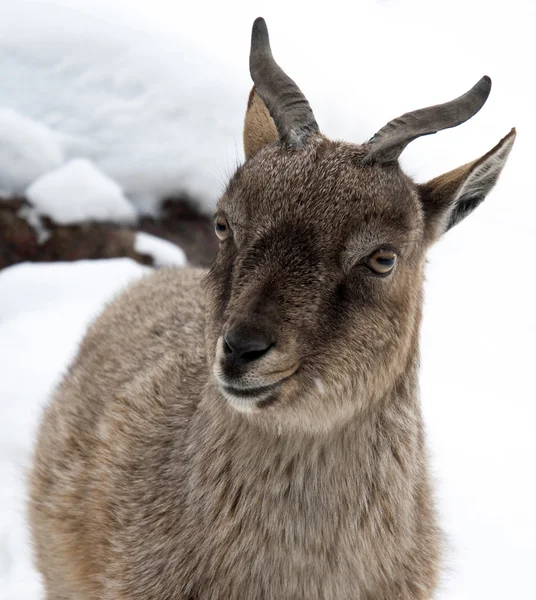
366;249;397;275
215;216;231;241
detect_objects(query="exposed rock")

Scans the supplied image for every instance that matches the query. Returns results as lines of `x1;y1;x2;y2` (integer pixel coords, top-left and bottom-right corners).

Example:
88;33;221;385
0;196;217;271
0;198;37;267
139;197;218;268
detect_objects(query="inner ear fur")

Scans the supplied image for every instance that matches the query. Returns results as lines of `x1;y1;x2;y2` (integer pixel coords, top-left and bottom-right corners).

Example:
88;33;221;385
419;128;516;242
244;87;278;159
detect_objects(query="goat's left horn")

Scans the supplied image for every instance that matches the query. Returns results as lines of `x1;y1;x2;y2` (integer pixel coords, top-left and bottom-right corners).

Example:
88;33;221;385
366;76;492;164
249;17;319;147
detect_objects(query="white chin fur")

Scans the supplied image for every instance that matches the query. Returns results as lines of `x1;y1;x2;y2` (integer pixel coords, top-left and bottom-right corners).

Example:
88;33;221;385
212;362;278;413
220;389;258;414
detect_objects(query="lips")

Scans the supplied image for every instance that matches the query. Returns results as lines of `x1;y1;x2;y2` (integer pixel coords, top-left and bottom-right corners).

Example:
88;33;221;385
216;379;281;413
221;381;280;399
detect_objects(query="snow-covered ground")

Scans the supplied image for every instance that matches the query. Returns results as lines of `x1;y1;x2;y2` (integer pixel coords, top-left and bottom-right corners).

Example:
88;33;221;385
0;109;64;196
0;1;534;599
27;158;137;225
134;231;187;266
0;260;150;599
0;0;243;214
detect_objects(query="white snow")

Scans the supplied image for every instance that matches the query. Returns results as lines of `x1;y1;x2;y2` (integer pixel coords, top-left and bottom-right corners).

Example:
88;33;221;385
26;159;137;225
0;1;534;599
0;108;64;196
134;231;187;267
0;0;243;215
0;259;150;599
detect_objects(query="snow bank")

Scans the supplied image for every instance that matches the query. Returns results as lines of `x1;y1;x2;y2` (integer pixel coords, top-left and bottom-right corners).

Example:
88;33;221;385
0;259;150;599
134;231;187;266
0;0;532;217
0;0;243;214
26;159;137;225
0;108;64;196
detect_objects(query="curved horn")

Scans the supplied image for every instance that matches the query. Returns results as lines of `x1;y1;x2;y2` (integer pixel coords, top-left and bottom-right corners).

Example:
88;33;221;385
366;76;492;164
249;17;319;147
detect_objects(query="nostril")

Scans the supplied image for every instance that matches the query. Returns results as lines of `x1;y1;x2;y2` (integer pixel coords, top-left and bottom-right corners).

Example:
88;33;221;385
223;326;274;363
240;344;274;362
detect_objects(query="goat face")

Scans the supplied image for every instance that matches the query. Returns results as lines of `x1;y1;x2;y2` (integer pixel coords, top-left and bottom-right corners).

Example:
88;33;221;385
206;140;426;431
205;18;515;432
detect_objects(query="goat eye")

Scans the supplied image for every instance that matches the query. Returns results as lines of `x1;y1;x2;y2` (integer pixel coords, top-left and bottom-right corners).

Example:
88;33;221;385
367;249;397;275
215;216;231;241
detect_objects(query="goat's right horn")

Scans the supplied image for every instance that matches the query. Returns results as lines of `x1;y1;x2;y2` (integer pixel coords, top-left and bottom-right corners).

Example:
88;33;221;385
365;76;492;164
249;17;319;147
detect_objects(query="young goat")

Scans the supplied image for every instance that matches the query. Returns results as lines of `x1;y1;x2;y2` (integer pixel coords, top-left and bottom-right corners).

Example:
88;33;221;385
29;17;515;600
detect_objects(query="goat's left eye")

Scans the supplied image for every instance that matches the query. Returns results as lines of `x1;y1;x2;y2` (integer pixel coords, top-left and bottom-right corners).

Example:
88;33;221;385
215;216;231;241
367;249;397;275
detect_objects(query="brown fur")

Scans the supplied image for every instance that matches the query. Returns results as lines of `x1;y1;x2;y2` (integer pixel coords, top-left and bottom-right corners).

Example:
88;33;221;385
29;56;514;600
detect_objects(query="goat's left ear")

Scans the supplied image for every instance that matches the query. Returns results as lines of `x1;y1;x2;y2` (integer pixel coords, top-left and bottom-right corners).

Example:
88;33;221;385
418;128;516;242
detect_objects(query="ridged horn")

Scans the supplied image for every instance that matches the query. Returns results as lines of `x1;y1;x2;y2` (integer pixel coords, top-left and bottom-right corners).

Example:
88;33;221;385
366;76;492;163
249;17;319;147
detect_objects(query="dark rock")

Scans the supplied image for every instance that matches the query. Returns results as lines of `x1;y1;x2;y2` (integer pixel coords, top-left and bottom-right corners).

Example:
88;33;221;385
139;196;218;268
0;195;217;272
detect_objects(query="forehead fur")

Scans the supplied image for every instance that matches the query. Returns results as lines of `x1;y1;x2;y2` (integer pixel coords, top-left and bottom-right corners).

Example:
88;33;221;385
222;136;424;248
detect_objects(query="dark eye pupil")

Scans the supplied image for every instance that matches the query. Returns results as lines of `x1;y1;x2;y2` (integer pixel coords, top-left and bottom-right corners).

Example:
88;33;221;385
368;250;397;274
376;257;394;266
215;217;231;241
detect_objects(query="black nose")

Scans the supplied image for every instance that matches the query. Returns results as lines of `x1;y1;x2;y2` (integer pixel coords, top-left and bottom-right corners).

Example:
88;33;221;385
223;325;273;363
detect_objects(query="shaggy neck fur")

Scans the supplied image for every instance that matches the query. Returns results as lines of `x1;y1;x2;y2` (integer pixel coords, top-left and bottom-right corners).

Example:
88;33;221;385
171;334;438;599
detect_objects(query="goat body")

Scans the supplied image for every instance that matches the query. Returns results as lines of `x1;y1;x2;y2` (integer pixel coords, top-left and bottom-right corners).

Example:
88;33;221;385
29;17;515;600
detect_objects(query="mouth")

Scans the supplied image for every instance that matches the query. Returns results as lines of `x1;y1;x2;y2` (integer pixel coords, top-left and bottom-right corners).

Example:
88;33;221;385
213;363;299;413
217;380;282;412
221;381;280;399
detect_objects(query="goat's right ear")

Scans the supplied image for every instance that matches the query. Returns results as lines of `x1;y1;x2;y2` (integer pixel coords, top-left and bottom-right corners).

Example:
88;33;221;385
418;128;516;243
243;86;278;159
